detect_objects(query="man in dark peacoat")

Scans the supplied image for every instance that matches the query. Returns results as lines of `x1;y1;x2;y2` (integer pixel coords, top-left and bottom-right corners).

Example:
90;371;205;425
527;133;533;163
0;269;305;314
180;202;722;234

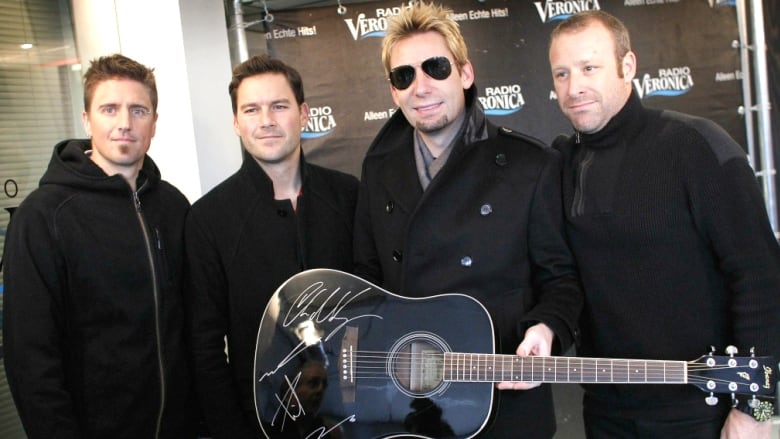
354;5;582;437
355;86;582;438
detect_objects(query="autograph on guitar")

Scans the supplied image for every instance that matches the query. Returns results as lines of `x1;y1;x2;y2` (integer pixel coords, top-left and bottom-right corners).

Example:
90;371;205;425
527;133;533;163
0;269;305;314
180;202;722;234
254;269;777;439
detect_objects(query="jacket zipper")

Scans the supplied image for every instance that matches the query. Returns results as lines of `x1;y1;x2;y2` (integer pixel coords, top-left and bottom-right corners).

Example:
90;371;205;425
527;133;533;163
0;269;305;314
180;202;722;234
133;191;165;439
572;148;594;217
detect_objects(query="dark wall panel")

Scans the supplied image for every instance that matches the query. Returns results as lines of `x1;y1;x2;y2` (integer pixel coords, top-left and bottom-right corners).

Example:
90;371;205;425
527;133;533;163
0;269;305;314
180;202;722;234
243;0;747;178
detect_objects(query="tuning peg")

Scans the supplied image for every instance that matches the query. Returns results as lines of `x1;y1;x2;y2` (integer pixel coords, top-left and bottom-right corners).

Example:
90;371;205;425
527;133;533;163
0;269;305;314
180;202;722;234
724;346;739;367
748;396;760;409
730;394;738;407
708;346;716;356
706;393;719;406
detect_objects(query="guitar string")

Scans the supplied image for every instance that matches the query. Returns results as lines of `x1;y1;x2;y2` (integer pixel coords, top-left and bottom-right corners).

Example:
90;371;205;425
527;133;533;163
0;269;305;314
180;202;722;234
332;352;759;388
343;350;750;371
337;372;755;389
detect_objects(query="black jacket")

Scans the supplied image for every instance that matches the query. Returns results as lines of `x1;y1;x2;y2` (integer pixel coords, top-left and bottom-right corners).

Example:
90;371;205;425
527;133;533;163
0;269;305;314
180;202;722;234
353;86;583;438
185;154;358;438
2;139;194;438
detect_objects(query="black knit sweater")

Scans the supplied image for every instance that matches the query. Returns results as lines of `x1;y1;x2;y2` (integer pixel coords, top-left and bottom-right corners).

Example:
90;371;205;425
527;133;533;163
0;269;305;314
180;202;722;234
554;92;780;419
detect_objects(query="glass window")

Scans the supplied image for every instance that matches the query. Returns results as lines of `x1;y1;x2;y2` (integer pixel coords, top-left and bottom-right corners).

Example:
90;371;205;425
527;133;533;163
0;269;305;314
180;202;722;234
0;0;82;436
0;0;82;314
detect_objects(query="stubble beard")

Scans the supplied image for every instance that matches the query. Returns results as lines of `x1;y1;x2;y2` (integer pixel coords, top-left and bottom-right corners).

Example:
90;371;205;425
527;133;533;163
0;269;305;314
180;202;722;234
416;114;450;134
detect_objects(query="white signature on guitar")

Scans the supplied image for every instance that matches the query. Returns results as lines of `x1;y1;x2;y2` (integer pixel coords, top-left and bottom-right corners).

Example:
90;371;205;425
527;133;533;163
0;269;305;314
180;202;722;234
272;369;356;438
283;280;381;339
260;279;380;436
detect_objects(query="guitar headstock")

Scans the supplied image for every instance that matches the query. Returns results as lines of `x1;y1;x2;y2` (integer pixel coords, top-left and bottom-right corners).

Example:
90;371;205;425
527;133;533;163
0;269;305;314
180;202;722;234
687;348;776;399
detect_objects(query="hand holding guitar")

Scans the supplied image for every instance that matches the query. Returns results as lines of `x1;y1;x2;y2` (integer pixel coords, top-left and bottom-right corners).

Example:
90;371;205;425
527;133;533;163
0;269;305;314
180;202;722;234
721;408;772;439
496;323;554;391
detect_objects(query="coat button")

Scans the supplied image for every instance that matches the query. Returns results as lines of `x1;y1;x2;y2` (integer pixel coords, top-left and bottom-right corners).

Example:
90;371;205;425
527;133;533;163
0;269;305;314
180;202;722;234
480;204;492;216
495;153;508;166
460;256;473;267
392;250;403;262
386;201;394;213
277;209;288;217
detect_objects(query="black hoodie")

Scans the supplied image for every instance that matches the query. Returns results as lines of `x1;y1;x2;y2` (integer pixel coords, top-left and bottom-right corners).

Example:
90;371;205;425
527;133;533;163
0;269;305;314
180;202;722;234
3;139;195;438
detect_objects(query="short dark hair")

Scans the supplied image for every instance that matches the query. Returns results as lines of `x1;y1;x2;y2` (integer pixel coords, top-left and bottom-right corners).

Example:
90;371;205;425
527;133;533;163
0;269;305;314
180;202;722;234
228;55;305;114
83;54;157;112
550;10;632;78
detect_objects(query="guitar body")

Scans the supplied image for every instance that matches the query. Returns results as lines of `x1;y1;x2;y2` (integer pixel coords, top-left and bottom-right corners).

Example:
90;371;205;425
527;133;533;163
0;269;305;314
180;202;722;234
254;268;495;438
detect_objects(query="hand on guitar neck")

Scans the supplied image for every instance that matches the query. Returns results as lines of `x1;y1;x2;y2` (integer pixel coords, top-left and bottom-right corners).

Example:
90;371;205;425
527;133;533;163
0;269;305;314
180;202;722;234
496;323;554;391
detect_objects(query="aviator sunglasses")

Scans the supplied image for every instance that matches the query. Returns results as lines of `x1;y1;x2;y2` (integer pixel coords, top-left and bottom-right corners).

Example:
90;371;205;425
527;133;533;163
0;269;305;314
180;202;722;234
388;56;453;90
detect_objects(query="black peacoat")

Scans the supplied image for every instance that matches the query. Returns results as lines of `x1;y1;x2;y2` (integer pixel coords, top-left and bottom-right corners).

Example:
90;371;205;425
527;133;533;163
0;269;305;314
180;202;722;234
353;86;583;438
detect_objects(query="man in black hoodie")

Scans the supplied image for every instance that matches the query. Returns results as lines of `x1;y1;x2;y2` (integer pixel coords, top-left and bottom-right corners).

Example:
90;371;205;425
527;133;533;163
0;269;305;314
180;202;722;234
2;54;195;439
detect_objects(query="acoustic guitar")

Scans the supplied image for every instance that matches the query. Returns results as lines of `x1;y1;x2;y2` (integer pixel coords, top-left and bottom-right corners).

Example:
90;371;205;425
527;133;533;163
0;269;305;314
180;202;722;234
254;268;776;438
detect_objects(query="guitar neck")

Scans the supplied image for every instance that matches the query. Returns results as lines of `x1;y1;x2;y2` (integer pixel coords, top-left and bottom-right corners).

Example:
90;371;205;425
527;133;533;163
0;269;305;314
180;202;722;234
442;353;687;384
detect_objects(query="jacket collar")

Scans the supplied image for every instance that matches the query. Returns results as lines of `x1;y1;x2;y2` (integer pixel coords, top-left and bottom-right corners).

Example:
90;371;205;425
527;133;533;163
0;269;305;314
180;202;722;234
238;147;310;199
40;138;160;194
367;84;491;212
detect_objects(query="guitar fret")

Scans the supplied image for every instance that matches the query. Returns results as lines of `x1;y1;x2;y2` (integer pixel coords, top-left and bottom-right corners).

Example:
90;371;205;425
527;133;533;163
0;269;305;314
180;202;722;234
442;353;688;384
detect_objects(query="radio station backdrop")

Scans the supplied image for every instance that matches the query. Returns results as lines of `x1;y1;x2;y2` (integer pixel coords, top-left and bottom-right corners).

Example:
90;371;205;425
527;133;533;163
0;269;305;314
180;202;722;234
242;0;745;178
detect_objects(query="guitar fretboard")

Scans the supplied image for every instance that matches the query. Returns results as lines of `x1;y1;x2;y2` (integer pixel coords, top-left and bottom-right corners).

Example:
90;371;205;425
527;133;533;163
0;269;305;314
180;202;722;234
442;353;687;384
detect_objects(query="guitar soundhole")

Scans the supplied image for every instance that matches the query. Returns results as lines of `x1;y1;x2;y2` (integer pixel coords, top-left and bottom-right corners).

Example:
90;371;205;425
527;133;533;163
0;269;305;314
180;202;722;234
388;332;451;398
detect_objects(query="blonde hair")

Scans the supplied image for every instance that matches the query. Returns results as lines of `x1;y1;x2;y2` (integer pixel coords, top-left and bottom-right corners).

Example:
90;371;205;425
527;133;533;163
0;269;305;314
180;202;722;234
381;2;469;76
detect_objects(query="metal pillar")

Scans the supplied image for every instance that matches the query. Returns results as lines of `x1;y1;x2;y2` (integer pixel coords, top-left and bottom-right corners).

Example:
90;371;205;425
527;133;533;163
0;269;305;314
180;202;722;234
736;0;778;235
227;0;250;64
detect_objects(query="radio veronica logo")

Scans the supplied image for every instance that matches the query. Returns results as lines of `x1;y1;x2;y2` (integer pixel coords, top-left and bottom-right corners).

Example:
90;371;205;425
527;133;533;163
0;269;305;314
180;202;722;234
480;85;525;116
302;106;337;139
633;66;694;99
709;0;735;7
534;0;600;23
344;6;409;40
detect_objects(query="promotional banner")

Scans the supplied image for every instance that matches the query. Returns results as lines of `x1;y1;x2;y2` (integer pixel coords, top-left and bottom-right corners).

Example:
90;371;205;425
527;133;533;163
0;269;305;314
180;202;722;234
241;0;746;178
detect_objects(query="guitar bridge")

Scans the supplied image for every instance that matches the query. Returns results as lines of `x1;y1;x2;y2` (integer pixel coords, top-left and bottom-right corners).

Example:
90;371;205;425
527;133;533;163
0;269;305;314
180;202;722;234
339;326;357;403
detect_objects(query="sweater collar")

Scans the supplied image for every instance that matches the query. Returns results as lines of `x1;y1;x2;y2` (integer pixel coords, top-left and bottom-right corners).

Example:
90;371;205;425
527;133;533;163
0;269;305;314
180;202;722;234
578;90;646;150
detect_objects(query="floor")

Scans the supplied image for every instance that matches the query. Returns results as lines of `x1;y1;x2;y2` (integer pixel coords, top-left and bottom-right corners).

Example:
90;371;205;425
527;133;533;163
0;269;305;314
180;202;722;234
552;383;585;438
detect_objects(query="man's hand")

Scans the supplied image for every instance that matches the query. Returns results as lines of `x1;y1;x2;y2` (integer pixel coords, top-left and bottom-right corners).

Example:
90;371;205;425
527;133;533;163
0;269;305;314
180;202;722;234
720;408;772;439
495;323;554;391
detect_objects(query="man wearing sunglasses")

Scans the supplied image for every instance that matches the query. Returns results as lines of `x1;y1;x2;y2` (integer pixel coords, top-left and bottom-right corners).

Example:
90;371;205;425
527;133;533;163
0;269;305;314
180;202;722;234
353;2;582;438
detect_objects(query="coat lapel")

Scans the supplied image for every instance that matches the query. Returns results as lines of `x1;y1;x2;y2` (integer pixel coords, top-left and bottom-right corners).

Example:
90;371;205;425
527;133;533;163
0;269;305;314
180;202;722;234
378;142;422;215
